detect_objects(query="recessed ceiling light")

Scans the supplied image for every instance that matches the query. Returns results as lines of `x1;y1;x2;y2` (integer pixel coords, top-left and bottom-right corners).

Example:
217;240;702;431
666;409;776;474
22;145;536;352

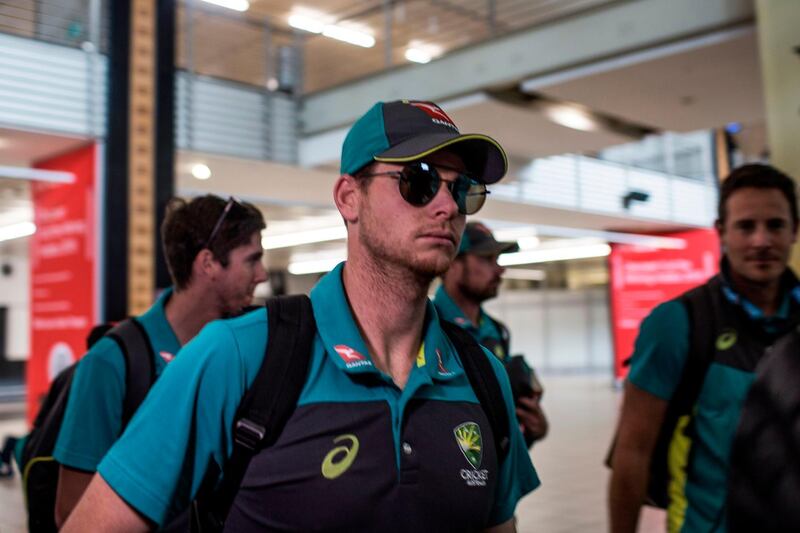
405;48;431;64
200;0;249;12
191;164;211;180
544;104;598;132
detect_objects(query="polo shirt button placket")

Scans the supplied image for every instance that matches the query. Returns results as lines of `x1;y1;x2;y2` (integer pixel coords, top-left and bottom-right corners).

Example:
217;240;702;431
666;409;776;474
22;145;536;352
400;439;420;484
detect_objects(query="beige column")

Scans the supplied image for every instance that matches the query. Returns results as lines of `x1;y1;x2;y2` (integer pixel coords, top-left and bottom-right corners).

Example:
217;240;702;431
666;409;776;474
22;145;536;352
128;0;156;315
756;0;800;268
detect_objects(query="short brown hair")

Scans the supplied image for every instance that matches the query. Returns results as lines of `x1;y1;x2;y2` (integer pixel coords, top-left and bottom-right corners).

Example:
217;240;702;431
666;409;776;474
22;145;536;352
719;164;798;229
161;195;265;290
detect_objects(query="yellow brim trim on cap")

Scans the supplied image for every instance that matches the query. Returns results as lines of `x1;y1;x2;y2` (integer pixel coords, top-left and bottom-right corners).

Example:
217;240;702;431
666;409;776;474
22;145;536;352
373;133;508;180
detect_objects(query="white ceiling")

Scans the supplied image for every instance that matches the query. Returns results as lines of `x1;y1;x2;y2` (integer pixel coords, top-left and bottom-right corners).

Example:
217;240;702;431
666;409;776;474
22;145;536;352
534;29;763;133
0;22;766;254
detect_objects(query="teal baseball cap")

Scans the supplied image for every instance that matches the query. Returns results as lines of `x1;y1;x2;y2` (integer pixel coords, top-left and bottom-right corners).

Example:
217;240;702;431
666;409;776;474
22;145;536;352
458;222;519;256
340;100;508;184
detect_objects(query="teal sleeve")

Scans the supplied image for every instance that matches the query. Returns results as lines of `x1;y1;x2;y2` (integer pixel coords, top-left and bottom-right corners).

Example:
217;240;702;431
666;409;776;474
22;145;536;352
485;347;540;526
97;313;267;526
54;338;126;471
627;300;690;401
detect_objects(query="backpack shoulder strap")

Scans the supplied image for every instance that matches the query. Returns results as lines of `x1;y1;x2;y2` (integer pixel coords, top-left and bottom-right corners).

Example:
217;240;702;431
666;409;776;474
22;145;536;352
106;318;156;427
441;320;510;464
674;279;718;412
196;294;316;531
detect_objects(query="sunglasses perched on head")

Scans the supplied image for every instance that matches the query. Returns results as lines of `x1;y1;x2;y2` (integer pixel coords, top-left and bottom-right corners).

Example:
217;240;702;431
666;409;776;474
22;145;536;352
359;161;489;215
204;196;241;249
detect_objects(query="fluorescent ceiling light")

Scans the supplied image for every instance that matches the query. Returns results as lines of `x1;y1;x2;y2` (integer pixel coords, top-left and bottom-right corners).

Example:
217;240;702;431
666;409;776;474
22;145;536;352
0;166;74;183
544;105;597;132
191;164;211;180
502;268;546;281
288;250;347;275
288;14;325;33
517;236;540;250
289;12;375;48
322;25;375;48
200;0;249;12
0;222;36;243
405;48;431;64
262;225;346;250
499;244;611;266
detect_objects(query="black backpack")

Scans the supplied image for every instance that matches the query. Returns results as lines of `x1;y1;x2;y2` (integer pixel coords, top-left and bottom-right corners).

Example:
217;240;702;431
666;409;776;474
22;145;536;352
605;283;716;509
21;318;155;533
191;295;511;532
727;327;800;532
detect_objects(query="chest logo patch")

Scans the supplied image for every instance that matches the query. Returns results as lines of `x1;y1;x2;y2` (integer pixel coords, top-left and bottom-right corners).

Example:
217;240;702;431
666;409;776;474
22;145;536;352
455;422;489;487
321;434;359;480
333;345;371;368
716;329;738;351
454;422;483;469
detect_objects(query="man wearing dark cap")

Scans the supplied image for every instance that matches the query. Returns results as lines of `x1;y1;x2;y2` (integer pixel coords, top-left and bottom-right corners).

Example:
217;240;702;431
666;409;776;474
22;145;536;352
436;222;548;446
64;100;538;532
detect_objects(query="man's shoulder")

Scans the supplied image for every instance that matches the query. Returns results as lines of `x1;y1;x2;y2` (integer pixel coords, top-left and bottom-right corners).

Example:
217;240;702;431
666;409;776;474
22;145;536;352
77;335;127;373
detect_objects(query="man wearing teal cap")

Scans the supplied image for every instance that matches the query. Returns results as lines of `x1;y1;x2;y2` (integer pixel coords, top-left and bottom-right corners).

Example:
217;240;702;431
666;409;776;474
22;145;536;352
436;222;548;446
64;100;538;532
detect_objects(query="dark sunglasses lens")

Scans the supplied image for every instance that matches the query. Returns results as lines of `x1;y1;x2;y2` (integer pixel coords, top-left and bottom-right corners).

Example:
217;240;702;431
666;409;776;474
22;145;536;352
450;176;486;215
399;163;440;206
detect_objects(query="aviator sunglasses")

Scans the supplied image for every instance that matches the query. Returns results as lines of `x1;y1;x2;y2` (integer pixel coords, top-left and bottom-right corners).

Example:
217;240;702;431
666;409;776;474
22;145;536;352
204;196;241;249
359;161;489;215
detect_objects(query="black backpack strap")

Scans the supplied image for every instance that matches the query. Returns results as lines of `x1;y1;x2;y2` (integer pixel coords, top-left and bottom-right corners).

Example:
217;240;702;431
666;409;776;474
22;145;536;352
674;281;717;413
441;320;510;464
194;295;316;532
106;318;156;427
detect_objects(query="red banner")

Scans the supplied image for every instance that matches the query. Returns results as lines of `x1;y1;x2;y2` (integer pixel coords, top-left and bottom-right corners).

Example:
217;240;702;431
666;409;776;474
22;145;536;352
28;144;98;423
609;229;720;381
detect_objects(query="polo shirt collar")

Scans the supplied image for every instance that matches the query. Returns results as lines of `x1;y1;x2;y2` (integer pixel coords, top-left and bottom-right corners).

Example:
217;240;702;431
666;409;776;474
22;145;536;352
138;287;181;362
311;263;463;382
718;257;800;322
433;285;484;331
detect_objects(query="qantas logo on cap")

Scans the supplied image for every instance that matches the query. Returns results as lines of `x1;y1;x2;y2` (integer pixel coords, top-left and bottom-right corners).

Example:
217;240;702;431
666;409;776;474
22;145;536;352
407;101;458;131
334;344;372;368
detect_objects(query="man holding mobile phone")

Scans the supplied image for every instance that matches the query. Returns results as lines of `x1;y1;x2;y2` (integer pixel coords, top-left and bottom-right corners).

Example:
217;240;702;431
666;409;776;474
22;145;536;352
435;222;548;446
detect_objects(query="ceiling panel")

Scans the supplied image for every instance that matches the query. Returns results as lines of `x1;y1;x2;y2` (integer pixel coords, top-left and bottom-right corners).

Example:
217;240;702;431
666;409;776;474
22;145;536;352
536;31;763;132
448;98;631;161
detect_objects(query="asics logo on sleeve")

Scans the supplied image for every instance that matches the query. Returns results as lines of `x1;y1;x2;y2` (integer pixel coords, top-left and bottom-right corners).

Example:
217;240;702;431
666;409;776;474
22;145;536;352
321;434;360;480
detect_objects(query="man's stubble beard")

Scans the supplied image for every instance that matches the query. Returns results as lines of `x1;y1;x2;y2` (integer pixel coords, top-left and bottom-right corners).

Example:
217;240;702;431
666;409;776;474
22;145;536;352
358;208;452;283
457;269;497;304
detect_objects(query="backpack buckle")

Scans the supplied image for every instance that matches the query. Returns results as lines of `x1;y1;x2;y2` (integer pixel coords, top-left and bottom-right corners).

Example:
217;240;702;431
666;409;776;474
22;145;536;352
234;418;266;451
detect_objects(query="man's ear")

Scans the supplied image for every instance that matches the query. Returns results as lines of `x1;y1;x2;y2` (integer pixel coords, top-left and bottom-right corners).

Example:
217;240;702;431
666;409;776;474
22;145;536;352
714;218;723;237
193;248;217;280
334;174;360;225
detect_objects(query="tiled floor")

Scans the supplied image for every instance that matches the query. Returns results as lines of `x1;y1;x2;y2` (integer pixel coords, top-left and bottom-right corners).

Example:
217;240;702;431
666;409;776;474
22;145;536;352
513;374;665;532
0;375;667;532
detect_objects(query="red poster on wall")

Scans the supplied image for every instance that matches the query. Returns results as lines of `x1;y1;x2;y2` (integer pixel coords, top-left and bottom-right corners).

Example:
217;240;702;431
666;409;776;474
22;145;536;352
609;229;720;381
28;144;98;423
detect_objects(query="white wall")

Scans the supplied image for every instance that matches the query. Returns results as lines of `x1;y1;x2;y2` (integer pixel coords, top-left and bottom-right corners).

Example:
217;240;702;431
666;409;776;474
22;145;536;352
484;287;612;374
0;239;30;361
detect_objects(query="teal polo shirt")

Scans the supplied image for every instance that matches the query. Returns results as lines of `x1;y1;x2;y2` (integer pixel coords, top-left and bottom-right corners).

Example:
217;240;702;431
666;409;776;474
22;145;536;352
98;263;539;529
628;278;800;533
433;285;509;361
54;288;180;472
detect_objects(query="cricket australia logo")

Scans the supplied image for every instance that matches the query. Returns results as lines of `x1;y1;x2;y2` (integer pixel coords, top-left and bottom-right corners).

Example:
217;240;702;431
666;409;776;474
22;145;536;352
454;422;489;487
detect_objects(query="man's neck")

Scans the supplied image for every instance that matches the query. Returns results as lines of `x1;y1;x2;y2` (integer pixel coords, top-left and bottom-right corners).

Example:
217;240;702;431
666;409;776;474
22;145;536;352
728;271;783;317
444;285;481;326
342;255;431;389
164;285;223;345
